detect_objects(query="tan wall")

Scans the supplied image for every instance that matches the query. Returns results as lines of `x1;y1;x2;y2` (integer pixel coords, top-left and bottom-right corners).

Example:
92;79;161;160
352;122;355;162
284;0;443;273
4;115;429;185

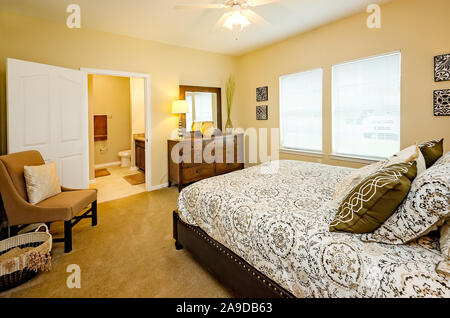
130;77;145;135
0;11;236;187
235;0;450;169
90;74;131;167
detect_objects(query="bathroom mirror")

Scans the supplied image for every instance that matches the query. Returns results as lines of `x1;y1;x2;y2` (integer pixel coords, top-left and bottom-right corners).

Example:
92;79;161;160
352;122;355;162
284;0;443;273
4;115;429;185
179;85;222;133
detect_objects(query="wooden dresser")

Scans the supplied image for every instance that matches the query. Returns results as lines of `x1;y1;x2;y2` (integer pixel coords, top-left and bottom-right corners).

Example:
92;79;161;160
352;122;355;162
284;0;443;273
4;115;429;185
168;134;244;191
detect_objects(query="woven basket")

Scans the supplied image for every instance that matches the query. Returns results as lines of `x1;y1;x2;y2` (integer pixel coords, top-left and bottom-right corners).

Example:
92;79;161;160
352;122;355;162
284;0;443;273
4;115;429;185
0;224;52;292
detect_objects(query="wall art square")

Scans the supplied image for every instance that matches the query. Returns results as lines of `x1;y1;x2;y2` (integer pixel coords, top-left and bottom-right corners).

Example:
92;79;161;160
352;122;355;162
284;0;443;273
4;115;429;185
256;86;268;102
256;105;268;120
433;89;450;116
434;53;450;82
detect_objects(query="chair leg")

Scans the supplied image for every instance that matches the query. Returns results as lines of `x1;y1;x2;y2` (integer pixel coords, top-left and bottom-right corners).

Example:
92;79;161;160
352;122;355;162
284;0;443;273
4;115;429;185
64;221;72;253
91;201;97;226
8;225;19;237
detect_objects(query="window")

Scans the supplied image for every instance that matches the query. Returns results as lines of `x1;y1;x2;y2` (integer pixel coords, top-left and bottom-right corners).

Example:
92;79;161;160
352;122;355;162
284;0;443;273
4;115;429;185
280;68;323;152
332;52;401;159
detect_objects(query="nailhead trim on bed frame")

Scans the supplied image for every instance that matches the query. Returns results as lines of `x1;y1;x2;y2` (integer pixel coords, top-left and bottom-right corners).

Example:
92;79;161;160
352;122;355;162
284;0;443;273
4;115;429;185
177;214;293;298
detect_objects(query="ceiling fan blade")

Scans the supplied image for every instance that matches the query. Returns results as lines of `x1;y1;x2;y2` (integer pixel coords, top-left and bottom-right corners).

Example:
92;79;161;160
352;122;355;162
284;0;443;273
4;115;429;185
242;9;269;26
174;4;226;9
247;0;281;7
214;12;233;29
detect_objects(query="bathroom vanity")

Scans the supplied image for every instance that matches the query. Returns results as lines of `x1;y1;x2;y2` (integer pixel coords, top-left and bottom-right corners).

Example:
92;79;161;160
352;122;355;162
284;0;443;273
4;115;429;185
135;137;145;171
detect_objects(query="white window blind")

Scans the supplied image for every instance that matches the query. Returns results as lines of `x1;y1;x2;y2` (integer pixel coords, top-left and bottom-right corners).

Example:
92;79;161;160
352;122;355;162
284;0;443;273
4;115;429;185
280;68;323;152
332;52;401;159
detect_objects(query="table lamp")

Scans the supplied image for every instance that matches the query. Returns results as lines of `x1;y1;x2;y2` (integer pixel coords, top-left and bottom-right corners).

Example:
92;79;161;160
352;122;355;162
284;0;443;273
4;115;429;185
172;100;189;138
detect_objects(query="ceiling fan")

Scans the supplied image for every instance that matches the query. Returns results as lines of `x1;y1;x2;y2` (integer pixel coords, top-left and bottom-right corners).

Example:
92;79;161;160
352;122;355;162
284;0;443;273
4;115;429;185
175;0;281;38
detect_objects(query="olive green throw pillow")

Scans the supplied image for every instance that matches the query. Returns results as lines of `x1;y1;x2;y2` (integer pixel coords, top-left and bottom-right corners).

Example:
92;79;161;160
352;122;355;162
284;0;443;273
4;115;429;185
419;138;443;168
330;161;417;234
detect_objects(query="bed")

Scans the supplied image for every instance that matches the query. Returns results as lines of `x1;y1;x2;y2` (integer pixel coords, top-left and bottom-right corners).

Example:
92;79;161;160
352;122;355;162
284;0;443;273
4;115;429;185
174;160;450;298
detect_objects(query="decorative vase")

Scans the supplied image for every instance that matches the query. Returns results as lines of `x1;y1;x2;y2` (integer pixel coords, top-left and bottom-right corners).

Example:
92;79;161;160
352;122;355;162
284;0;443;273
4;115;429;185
225;116;233;135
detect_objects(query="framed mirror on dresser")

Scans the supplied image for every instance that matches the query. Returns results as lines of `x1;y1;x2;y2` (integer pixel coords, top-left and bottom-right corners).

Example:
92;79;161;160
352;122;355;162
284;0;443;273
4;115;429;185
179;85;222;135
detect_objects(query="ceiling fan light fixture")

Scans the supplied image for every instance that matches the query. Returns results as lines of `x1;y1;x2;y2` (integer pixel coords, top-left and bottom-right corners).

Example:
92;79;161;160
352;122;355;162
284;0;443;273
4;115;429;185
224;10;250;30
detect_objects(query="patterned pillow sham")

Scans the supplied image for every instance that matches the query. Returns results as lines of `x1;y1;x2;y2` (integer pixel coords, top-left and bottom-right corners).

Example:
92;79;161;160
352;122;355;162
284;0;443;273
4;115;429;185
419;138;443;168
330;161;417;234
437;222;450;276
361;160;450;244
433;151;450;167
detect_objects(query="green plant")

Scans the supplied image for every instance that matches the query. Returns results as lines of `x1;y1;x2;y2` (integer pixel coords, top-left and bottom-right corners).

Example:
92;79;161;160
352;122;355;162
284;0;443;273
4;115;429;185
225;76;235;130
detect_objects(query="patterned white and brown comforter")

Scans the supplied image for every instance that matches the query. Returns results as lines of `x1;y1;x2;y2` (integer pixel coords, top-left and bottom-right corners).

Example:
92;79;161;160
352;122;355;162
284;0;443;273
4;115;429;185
178;160;449;298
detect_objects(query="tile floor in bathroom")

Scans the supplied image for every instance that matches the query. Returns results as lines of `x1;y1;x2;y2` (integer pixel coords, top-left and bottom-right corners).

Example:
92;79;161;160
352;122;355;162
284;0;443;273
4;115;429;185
90;165;146;203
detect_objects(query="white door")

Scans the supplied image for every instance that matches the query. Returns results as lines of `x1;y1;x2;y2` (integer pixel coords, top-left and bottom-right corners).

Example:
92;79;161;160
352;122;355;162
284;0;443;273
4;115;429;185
7;58;89;189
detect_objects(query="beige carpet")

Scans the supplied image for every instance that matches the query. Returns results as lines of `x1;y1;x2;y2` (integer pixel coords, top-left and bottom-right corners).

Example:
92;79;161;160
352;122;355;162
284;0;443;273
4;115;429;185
0;188;231;298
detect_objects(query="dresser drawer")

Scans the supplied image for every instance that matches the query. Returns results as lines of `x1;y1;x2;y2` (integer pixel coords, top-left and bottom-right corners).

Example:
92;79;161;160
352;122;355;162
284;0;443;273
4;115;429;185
182;164;215;183
216;147;237;163
180;144;215;166
216;163;242;174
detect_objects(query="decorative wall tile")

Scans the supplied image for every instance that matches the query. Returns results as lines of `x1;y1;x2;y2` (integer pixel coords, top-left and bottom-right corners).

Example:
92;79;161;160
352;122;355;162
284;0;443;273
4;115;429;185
256;86;268;102
434;53;450;82
256;105;268;120
434;89;450;116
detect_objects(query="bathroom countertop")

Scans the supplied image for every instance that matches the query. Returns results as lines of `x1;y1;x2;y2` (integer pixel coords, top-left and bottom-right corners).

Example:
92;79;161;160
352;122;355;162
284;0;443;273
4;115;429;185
134;135;145;142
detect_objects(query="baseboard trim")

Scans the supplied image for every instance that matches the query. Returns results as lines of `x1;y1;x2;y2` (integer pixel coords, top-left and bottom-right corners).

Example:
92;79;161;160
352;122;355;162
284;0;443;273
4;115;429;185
150;183;169;191
94;161;121;169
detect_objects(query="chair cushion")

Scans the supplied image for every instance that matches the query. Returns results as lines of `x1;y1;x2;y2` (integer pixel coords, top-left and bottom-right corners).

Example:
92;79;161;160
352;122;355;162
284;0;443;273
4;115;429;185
36;189;97;221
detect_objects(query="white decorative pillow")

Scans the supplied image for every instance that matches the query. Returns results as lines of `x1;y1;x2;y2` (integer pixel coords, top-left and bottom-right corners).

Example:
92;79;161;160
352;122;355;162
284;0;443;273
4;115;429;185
416;150;427;176
387;144;426;176
437;220;450;277
436;261;450;276
24;162;61;205
361;161;450;244
440;221;450;260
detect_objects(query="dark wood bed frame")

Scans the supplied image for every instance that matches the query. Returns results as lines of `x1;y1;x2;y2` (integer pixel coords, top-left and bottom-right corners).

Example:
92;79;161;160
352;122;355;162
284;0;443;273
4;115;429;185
173;210;295;298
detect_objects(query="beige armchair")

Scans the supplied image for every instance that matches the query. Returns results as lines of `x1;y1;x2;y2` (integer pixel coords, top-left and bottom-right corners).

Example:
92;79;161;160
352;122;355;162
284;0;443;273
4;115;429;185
0;150;97;253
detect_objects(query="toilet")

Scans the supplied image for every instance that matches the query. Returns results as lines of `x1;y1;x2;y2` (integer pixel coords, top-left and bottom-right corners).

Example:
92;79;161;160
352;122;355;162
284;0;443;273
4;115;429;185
118;150;131;167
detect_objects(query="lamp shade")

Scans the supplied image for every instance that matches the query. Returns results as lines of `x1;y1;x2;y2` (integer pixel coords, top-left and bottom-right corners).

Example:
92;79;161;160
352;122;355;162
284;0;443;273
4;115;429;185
171;100;189;114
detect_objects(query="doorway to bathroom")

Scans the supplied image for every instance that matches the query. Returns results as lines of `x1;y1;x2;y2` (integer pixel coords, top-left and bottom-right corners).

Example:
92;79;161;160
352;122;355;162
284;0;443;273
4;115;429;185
84;68;151;203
